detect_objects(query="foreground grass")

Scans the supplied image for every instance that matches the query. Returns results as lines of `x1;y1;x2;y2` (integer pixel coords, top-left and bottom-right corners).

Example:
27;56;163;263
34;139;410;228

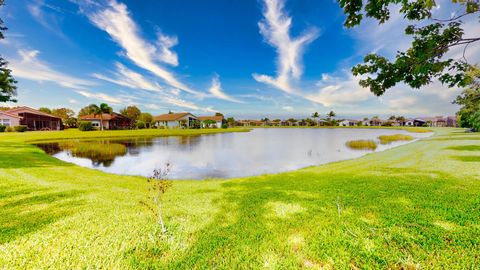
1;128;479;269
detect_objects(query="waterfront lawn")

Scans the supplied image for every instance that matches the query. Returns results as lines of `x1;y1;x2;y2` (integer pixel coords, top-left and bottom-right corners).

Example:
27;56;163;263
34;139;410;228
0;128;479;269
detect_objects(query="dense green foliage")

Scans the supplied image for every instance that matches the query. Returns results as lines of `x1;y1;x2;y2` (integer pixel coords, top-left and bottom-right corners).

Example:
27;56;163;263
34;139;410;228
0;0;16;103
454;67;480;130
338;0;479;95
78;121;94;131
120;106;141;121
0;124;5;132
136;120;146;129
13;125;27;132
0;128;478;268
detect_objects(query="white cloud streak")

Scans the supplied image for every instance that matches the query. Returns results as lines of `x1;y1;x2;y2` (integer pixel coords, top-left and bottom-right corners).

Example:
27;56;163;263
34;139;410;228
253;0;319;93
10;49;95;90
208;75;243;103
92;62;163;92
87;0;201;96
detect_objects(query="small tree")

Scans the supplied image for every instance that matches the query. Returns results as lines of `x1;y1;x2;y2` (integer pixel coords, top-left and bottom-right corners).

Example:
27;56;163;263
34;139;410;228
120;105;141;121
0;0;17;103
144;164;172;234
311;112;320;126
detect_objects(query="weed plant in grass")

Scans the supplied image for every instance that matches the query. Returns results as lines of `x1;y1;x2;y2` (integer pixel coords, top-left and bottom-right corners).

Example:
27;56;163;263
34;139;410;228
378;134;414;144
345;140;378;150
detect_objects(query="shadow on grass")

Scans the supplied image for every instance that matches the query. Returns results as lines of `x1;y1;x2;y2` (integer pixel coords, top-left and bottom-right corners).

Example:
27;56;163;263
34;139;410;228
0;143;72;169
450;155;480;162
0;183;84;244
125;167;480;268
446;145;480;151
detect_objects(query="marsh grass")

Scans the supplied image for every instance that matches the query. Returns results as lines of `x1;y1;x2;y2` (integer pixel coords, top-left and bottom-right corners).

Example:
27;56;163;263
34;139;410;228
346;140;378;150
378;134;414;144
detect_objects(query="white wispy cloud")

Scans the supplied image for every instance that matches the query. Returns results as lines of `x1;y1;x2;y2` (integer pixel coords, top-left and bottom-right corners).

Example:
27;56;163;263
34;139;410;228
10;49;95;90
86;0;201;96
164;96;215;113
306;72;372;107
156;33;179;66
76;90;124;104
208;75;243;103
282;106;294;112
27;0;70;42
92;62;163;92
253;0;319;93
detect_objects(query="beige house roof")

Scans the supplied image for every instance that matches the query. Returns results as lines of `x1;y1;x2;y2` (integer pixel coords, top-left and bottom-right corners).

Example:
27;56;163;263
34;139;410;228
154;112;196;121
0;111;22;119
5;106;60;119
198;115;223;122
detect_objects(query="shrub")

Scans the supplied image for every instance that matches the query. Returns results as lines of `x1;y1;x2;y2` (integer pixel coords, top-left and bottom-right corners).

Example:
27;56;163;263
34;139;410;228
6;126;14;132
136;120;146;129
78;121;94;131
346;140;377;150
222;123;228;129
378;134;414;144
14;125;28;132
0;125;5;132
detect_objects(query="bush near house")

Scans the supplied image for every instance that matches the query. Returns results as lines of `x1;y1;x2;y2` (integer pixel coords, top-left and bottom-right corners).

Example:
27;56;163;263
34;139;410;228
136;120;146;129
5;126;14;132
78;121;94;131
0;125;5;132
14;125;28;132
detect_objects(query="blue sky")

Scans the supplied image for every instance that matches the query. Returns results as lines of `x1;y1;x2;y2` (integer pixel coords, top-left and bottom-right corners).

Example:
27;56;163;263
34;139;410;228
1;0;479;118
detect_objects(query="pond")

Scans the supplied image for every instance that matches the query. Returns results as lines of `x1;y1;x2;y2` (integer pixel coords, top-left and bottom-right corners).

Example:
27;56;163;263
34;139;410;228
36;128;431;179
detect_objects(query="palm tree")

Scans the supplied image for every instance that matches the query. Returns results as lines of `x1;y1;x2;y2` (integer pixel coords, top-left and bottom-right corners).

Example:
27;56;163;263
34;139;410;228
89;103;112;131
311;112;319;126
327;111;336;119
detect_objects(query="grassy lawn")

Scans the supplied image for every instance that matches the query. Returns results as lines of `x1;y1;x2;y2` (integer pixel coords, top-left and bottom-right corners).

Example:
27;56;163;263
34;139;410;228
0;128;479;269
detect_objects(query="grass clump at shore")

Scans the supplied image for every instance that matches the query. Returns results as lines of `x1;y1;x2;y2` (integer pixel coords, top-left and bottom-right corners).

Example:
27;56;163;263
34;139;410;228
346;139;378;150
378;134;414;144
1;128;480;269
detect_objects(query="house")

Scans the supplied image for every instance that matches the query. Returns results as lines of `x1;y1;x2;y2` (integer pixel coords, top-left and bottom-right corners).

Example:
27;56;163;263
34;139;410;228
339;119;359;126
405;119;415;126
413;118;427;126
198;115;224;128
237;120;264;127
80;112;133;130
0;111;21;127
4;106;61;130
154;112;198;128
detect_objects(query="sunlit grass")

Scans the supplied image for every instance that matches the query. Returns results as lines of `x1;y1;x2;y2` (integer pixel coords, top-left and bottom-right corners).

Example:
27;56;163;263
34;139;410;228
378;134;414;144
1;128;479;268
346;139;378;150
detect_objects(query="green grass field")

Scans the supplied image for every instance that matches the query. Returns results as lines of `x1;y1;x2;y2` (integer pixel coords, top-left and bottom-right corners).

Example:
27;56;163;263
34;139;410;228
0;128;479;269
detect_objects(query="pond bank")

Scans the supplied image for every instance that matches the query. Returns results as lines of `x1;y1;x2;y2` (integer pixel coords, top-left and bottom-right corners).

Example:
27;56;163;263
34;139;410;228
0;128;479;268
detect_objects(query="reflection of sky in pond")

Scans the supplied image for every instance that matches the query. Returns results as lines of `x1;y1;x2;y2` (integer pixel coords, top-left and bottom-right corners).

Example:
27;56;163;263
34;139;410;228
38;129;431;180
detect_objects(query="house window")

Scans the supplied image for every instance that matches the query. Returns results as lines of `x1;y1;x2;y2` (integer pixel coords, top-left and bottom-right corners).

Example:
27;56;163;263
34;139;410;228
0;119;10;126
92;122;99;127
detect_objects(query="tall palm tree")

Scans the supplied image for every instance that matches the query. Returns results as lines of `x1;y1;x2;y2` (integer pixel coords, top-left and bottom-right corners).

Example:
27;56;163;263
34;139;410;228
311;112;319;126
89;103;112;131
327;111;336;119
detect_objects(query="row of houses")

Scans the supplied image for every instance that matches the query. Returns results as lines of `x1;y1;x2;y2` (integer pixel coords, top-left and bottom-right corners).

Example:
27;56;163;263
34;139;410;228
338;116;457;127
0;106;225;131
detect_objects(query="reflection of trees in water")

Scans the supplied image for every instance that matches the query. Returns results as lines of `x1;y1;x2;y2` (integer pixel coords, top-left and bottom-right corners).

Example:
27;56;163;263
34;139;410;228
36;135;203;167
54;140;128;167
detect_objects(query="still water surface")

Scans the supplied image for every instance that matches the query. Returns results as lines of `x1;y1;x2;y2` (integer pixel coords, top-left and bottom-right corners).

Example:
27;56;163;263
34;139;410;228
37;128;430;179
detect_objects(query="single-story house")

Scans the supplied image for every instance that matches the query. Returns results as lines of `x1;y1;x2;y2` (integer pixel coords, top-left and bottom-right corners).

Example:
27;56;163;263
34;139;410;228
80;112;133;130
339;119;359;126
154;112;198;128
405;119;415;126
0;111;21;127
4;106;61;130
198;115;224;128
